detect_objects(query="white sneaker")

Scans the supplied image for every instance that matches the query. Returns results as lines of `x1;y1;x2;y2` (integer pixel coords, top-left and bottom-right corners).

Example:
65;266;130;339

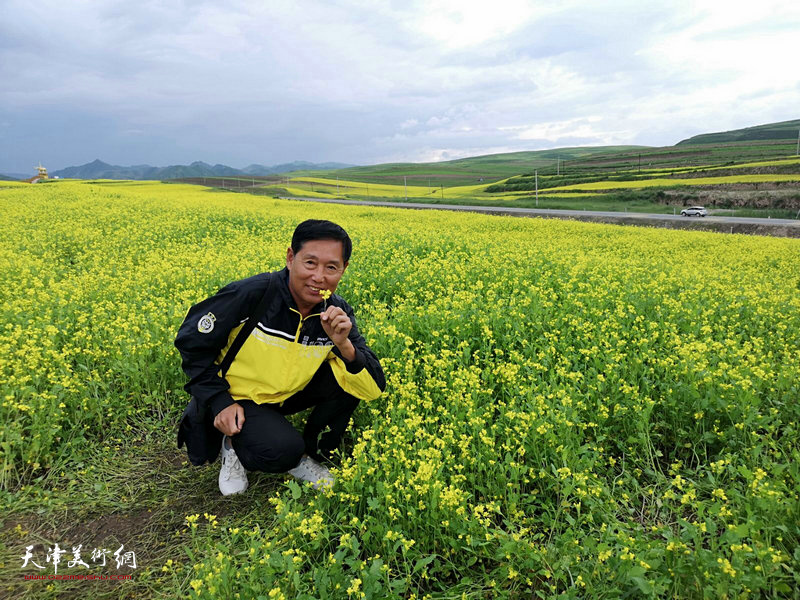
287;456;334;490
219;436;248;496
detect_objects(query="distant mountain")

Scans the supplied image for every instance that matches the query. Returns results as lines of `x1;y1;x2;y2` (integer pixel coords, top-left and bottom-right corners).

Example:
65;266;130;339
677;119;800;145
158;161;242;179
241;161;354;175
51;159;356;180
0;172;29;180
53;159;151;179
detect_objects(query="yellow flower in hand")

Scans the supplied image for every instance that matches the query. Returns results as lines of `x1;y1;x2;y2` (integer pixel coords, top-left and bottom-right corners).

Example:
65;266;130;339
319;288;332;310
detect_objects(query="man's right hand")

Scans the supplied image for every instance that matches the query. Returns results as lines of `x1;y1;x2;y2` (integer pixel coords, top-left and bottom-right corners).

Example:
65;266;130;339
213;402;245;437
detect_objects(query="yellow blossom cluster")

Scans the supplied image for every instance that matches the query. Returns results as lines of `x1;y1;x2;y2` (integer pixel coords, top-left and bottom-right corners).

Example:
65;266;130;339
2;180;799;598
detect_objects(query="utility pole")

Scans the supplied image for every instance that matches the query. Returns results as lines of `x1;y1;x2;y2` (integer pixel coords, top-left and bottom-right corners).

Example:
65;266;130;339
638;154;641;173
535;170;538;207
337;176;339;194
557;158;560;176
404;176;407;201
796;128;799;156
440;184;444;200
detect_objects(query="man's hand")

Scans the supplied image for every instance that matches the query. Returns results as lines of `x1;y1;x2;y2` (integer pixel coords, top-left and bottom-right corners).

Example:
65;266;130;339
214;402;244;437
321;306;356;361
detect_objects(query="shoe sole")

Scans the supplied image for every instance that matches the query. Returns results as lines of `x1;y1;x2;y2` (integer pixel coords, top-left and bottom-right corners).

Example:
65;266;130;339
220;485;248;496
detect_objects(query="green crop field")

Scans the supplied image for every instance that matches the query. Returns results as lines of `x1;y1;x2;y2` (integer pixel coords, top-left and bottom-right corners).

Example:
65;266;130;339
2;181;799;599
196;152;800;218
175;122;800;218
303;146;647;188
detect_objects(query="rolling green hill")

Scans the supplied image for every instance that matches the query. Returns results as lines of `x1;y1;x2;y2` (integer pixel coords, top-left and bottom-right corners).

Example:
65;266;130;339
302;146;648;187
302;120;798;187
677;119;800;145
174;118;800;217
297;139;798;189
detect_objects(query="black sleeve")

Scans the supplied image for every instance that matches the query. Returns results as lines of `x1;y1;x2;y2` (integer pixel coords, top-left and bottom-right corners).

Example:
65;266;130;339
174;276;266;416
330;300;387;392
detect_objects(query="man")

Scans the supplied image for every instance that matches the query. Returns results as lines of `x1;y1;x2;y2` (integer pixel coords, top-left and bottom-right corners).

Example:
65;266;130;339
175;219;385;495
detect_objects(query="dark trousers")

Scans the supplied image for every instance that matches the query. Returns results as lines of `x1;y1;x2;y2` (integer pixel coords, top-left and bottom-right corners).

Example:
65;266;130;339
229;362;360;473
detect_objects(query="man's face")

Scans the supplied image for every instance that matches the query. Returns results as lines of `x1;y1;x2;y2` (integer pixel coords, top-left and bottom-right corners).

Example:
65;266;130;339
286;239;348;314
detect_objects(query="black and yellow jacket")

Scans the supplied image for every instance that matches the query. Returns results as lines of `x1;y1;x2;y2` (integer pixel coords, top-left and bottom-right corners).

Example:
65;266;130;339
174;268;385;463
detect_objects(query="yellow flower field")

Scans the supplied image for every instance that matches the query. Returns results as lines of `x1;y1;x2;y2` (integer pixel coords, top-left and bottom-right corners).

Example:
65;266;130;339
0;180;31;188
257;159;800;207
703;157;800;170
2;180;799;598
270;157;800;204
281;176;505;199
605;157;800;176
552;173;800;191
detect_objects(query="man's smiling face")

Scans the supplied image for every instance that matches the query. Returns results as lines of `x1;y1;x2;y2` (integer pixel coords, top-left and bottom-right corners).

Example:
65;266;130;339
286;239;347;316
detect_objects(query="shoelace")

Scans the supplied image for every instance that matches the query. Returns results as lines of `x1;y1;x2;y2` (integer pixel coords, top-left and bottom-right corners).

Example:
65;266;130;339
304;458;330;480
222;453;242;481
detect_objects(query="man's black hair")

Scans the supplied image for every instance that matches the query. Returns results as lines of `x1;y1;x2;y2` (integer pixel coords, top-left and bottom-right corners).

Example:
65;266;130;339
291;219;352;263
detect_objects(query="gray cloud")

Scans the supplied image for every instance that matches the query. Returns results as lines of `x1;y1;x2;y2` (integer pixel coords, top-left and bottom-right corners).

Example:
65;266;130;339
1;0;798;174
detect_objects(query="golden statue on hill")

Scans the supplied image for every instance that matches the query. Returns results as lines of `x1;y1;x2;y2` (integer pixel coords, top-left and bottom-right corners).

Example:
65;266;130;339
27;163;49;183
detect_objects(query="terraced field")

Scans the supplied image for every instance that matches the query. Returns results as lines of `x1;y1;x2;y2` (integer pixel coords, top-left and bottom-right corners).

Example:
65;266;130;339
171;142;800;217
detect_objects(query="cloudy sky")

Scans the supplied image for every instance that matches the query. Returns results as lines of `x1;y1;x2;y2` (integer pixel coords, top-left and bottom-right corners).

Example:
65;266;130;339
1;0;798;174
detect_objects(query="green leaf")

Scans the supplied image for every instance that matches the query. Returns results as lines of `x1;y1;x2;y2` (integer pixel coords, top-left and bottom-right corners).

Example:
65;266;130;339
631;576;652;593
628;566;646;578
413;554;437;573
369;558;384;578
287;479;301;500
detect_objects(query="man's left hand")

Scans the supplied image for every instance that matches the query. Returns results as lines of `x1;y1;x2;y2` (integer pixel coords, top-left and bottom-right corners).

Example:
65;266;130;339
321;306;355;361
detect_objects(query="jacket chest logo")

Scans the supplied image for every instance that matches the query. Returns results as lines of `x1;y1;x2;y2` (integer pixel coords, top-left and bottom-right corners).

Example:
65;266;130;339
300;335;334;347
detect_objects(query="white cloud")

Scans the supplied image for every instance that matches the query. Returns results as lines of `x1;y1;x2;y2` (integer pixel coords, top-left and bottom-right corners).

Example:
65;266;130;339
503;117;612;142
426;116;450;127
389;145;523;163
410;0;540;49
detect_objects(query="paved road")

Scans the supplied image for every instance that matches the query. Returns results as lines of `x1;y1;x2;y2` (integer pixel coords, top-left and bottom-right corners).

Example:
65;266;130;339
281;196;800;228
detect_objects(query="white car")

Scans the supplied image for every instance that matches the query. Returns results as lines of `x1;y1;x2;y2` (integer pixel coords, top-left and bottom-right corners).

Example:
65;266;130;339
681;206;707;217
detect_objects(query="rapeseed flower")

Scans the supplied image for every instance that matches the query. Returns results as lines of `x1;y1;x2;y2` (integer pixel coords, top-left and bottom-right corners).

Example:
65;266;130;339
3;180;798;599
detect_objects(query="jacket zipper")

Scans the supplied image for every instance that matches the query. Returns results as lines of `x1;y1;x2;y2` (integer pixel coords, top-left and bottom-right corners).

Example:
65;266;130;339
289;308;322;342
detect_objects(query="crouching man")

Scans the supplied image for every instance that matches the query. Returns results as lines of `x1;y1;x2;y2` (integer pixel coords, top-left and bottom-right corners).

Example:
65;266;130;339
175;219;385;494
